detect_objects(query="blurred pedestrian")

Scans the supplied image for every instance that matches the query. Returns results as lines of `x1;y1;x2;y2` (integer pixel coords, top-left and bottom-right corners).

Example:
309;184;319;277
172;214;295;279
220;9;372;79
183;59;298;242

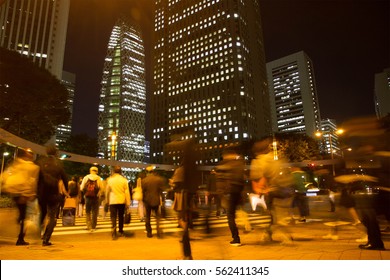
77;176;85;217
67;176;79;214
215;147;245;246
208;169;225;218
142;166;166;238
80;166;104;232
354;183;385;250
250;138;294;245
133;172;145;222
1;148;39;245
170;139;199;259
291;166;310;222
36;145;68;246
106;166;130;240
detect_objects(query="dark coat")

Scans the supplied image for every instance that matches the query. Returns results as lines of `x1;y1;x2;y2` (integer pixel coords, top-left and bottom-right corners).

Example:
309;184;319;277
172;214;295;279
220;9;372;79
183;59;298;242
215;157;245;194
36;155;68;204
142;173;166;207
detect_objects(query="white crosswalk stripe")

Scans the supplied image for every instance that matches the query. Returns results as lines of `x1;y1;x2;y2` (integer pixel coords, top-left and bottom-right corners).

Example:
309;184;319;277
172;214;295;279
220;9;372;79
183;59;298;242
53;208;271;236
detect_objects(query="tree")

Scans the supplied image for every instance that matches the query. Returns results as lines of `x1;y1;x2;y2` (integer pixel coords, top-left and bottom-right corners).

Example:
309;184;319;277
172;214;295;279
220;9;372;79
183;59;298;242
59;134;99;177
0;48;70;144
274;133;320;162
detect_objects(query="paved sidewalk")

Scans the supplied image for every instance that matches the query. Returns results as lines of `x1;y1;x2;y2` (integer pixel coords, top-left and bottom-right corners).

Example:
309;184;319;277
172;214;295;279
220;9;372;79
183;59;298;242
1;207;389;260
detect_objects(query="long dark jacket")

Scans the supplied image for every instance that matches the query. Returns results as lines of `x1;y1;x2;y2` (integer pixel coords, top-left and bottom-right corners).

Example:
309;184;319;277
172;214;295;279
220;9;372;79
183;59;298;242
142;173;166;207
36;155;68;204
215;157;245;194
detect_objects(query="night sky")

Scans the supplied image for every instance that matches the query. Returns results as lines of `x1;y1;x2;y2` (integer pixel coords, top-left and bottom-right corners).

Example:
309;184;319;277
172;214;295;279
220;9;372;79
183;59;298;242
63;0;390;138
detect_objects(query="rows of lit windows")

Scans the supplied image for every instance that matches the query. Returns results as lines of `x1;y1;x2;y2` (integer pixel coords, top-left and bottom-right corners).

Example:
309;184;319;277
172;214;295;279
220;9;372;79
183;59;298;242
171;29;228;63
279;125;306;132
98;17;146;164
155;6;164;31
168;0;221;25
169;11;225;43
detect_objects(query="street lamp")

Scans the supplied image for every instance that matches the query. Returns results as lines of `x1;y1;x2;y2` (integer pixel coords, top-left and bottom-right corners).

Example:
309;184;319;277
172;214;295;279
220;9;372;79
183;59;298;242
316;129;343;176
0;151;10;195
110;132;117;160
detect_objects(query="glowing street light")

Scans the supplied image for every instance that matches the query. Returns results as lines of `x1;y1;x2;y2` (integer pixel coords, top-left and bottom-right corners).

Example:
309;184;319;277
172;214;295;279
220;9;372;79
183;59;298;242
110;132;117;160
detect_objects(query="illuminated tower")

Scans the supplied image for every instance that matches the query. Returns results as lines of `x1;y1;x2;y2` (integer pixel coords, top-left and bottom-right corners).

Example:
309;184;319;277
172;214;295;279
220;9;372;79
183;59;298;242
151;0;271;165
0;0;70;79
98;16;146;176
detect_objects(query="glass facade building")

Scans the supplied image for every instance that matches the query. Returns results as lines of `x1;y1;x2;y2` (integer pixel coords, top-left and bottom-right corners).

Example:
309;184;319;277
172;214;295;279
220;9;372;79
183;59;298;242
98;16;146;179
151;0;271;165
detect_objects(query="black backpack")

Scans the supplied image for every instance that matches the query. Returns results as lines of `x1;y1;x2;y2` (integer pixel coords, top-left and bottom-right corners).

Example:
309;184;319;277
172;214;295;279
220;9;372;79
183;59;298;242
84;179;99;198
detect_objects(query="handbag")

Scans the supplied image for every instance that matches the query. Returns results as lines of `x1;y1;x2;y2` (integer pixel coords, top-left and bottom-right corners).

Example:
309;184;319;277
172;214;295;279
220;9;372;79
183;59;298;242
124;208;131;224
132;186;143;201
64;197;77;208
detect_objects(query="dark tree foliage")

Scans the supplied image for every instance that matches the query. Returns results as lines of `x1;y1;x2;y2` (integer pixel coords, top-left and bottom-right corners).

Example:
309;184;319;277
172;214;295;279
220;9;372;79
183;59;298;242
59;134;99;177
0;48;70;144
274;133;320;162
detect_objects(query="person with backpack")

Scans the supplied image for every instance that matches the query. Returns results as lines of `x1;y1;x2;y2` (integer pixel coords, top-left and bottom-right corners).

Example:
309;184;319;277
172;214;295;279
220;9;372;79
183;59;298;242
80;166;103;232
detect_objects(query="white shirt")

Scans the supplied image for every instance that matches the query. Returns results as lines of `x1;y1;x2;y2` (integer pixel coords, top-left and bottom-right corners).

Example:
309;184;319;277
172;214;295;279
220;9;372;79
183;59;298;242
106;173;130;206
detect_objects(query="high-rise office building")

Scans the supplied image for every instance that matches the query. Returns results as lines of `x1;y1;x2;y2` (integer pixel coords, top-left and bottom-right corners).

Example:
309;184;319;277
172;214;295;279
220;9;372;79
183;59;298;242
266;51;321;137
0;0;70;79
374;67;390;119
55;70;75;146
319;118;341;157
98;16;146;178
151;0;271;165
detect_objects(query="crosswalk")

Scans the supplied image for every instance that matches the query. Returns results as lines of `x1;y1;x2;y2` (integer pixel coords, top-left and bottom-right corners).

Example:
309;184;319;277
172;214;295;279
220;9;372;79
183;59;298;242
53;207;272;236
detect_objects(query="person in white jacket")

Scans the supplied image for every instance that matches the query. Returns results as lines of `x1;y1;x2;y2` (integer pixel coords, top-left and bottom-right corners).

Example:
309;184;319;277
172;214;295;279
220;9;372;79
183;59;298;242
106;166;131;240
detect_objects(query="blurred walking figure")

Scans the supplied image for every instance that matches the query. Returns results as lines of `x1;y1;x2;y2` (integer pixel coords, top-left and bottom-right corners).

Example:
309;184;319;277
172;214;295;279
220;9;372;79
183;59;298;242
77;176;85;217
133;172;145;222
67;176;80;215
291;167;310;222
36;145;68;246
1;148;39;245
170;139;199;259
208;169;226;218
141;165;166;238
215;147;245;246
106;166;130;240
250;138;295;245
80;166;104;232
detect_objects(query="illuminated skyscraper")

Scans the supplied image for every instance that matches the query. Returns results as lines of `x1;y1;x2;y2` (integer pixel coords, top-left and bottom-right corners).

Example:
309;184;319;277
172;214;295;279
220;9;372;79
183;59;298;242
151;0;271;165
0;0;70;79
266;51;322;137
98;16;146;176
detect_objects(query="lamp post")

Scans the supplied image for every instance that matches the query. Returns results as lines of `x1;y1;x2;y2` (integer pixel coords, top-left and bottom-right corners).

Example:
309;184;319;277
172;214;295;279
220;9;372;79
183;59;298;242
0;152;10;195
110;132;117;160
